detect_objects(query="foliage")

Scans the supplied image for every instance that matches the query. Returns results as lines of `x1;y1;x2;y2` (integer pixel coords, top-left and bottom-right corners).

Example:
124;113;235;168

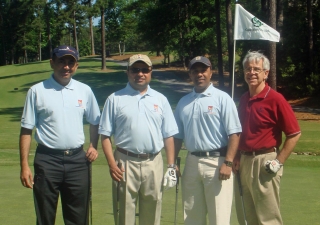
0;0;319;96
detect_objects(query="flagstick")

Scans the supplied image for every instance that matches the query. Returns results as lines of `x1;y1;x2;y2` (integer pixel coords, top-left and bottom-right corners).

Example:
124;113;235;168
232;3;239;99
231;40;236;99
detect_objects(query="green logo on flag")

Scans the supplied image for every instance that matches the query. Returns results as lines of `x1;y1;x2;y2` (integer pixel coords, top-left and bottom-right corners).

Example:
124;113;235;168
252;17;263;27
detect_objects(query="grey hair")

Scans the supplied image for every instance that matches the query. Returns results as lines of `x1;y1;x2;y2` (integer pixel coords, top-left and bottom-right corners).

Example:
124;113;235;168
242;51;270;70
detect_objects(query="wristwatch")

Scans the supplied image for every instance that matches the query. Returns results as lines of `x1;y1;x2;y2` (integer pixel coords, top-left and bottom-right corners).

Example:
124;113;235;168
167;164;176;169
224;160;233;167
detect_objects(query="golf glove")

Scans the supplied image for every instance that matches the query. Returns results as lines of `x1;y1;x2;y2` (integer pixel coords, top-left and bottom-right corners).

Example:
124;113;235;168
163;168;177;190
265;159;283;174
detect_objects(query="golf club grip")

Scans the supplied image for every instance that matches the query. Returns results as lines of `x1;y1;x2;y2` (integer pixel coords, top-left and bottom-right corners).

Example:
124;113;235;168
117;162;122;202
176;157;181;186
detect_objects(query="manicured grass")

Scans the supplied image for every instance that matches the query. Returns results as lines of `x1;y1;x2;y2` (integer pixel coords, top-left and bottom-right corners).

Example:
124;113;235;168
1;152;320;224
1;57;320;224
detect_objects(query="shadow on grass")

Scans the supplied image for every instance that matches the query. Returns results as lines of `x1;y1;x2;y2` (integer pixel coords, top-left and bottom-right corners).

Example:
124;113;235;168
0;69;52;80
0;107;24;122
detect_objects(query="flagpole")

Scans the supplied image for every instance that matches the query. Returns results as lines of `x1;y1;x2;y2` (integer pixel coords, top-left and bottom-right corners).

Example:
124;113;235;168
232;2;239;99
232;40;236;99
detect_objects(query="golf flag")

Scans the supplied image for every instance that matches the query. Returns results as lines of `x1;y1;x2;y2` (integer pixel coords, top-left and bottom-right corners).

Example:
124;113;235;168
234;4;280;42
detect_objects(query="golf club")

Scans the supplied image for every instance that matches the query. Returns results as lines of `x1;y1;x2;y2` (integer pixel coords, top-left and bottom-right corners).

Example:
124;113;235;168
174;157;181;225
116;162;122;225
89;163;92;225
236;172;248;225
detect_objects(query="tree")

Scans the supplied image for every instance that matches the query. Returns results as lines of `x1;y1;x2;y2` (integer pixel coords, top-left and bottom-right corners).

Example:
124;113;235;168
267;0;277;90
95;0;108;70
215;0;224;88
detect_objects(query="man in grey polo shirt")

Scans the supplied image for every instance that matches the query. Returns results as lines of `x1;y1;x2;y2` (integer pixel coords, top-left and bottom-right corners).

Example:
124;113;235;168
19;45;100;225
174;56;242;225
99;54;178;225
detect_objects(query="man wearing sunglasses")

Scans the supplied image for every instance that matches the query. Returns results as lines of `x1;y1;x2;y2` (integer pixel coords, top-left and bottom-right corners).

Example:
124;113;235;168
99;54;178;225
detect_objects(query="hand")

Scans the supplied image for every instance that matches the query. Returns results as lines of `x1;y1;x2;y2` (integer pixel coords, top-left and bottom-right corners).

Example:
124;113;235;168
86;146;98;162
109;162;125;182
232;154;241;174
20;166;33;189
265;159;283;174
219;163;232;181
163;168;177;190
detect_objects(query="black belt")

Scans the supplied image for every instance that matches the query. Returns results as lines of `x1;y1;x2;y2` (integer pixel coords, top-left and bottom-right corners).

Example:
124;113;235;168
37;144;83;156
240;147;277;156
191;146;227;157
117;147;160;159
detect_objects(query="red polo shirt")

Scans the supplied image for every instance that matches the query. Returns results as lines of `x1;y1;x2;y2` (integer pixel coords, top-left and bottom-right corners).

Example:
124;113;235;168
238;84;301;151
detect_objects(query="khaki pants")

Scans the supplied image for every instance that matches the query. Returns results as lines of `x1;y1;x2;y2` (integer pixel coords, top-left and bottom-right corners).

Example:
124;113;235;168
235;152;283;225
113;150;163;225
182;153;233;225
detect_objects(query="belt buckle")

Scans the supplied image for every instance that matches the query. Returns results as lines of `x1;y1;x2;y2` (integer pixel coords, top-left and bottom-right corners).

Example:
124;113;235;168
206;152;210;157
252;151;255;157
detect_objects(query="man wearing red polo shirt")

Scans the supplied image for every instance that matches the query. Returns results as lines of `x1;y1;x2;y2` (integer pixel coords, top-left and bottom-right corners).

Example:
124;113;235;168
233;51;301;225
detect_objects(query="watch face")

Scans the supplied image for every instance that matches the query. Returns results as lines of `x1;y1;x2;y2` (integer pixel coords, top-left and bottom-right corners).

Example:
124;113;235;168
224;161;233;167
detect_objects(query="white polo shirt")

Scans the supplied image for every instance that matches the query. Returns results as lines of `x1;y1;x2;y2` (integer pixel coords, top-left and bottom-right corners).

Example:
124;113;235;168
174;84;242;152
99;83;178;154
21;75;101;149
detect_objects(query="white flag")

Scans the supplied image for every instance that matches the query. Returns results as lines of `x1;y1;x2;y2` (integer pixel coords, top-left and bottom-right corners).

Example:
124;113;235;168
234;4;280;42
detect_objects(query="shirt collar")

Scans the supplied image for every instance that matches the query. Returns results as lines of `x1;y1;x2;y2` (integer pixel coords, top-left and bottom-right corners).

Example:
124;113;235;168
248;83;271;101
49;74;75;90
191;83;214;98
125;83;155;97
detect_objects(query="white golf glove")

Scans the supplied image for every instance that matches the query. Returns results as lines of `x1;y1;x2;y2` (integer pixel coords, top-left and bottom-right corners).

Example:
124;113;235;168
265;159;283;174
163;168;177;190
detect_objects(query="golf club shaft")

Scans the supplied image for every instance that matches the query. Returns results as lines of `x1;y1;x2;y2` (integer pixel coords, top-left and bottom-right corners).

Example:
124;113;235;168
236;172;248;225
90;163;92;225
116;162;122;225
174;157;181;225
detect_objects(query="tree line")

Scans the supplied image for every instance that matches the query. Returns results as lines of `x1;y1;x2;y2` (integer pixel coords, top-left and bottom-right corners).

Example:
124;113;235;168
0;0;318;97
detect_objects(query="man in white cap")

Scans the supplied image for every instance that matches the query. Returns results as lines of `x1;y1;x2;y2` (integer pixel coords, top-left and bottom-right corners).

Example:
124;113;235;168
174;56;242;225
99;54;178;225
19;45;101;225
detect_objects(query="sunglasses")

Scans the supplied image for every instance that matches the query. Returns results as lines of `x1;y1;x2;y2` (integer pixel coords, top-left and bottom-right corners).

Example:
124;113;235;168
130;68;152;74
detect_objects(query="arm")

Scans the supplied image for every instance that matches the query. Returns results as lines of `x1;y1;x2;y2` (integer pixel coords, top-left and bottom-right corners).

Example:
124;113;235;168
277;133;301;164
164;136;175;165
219;133;241;180
101;135;123;181
86;124;99;162
19;127;33;189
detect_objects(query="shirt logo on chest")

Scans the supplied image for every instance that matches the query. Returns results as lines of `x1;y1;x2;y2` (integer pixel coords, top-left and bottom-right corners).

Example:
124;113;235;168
153;104;158;112
78;99;83;108
208;106;213;114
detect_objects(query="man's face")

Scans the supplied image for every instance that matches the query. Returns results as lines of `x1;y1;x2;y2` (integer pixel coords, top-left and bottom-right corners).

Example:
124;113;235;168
50;55;78;86
127;62;152;92
189;63;212;93
244;59;269;88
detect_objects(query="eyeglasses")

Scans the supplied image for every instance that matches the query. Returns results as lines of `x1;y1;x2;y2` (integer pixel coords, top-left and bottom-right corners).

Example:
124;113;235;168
244;67;264;73
130;68;152;74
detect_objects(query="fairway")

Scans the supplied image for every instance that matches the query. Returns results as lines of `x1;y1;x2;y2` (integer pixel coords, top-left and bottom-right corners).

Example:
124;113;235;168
0;57;319;224
1;153;320;225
